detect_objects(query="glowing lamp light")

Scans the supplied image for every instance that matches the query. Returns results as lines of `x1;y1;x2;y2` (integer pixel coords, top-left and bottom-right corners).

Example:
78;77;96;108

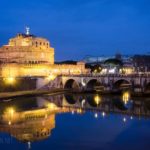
77;108;82;114
123;117;127;122
8;121;11;125
46;74;56;81
108;68;116;74
5;107;15;125
47;103;57;110
6;107;15;116
122;91;130;104
4;77;16;85
71;111;75;115
94;113;98;118
102;112;106;117
94;95;101;106
9;108;14;116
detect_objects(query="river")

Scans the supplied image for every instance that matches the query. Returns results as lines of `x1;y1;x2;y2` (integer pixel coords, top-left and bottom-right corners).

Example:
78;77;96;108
0;93;150;150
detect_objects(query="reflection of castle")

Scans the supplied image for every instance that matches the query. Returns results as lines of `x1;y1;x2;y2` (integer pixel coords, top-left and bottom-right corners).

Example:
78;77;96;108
0;108;56;143
0;97;76;145
0;28;88;77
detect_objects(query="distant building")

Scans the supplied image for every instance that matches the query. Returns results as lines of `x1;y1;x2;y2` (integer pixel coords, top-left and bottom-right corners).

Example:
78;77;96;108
132;55;150;72
84;54;134;74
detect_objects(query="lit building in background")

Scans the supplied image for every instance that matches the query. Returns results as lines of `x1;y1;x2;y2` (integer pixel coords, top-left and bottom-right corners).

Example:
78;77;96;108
0;29;88;78
132;55;150;73
85;54;135;75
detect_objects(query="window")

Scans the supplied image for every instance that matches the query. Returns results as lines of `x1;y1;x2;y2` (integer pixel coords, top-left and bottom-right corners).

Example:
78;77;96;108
36;41;38;47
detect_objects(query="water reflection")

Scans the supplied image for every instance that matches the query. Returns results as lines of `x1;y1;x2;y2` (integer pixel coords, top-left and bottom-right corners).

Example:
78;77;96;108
0;104;57;143
0;93;150;148
122;91;130;105
63;93;150;117
0;97;84;147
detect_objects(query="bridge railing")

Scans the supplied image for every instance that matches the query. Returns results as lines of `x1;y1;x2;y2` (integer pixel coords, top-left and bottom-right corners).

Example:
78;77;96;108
60;73;150;78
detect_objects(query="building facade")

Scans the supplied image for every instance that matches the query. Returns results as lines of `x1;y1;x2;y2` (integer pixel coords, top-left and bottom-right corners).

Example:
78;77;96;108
0;33;54;64
132;55;150;73
0;31;88;78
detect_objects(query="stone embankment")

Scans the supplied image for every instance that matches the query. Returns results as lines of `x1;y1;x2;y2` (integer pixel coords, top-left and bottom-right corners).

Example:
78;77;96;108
0;89;69;100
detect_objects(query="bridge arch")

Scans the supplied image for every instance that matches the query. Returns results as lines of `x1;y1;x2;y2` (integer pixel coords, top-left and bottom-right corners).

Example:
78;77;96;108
113;79;131;91
64;79;80;90
64;94;77;105
112;98;127;110
86;79;102;91
86;94;102;107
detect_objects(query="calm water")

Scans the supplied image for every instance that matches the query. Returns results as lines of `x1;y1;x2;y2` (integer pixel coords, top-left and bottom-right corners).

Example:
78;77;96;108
0;93;150;150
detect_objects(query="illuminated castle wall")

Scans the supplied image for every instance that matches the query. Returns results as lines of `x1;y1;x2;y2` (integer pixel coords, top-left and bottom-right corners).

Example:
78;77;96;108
0;33;54;64
0;30;88;77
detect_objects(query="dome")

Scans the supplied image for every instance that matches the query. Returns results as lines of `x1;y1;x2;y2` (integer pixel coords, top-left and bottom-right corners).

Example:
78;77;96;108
104;58;123;66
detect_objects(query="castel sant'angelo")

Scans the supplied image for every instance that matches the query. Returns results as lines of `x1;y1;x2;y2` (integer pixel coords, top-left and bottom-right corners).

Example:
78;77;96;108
0;28;87;78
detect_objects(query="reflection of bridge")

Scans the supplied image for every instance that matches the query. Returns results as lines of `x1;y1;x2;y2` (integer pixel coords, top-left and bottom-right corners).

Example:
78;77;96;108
55;74;150;93
45;94;150;117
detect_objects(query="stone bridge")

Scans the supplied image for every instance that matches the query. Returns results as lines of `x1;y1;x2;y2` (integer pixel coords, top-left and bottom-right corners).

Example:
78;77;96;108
59;74;150;93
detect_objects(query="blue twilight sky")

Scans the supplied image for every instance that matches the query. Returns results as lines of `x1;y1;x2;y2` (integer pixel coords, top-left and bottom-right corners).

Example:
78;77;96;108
0;0;150;61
